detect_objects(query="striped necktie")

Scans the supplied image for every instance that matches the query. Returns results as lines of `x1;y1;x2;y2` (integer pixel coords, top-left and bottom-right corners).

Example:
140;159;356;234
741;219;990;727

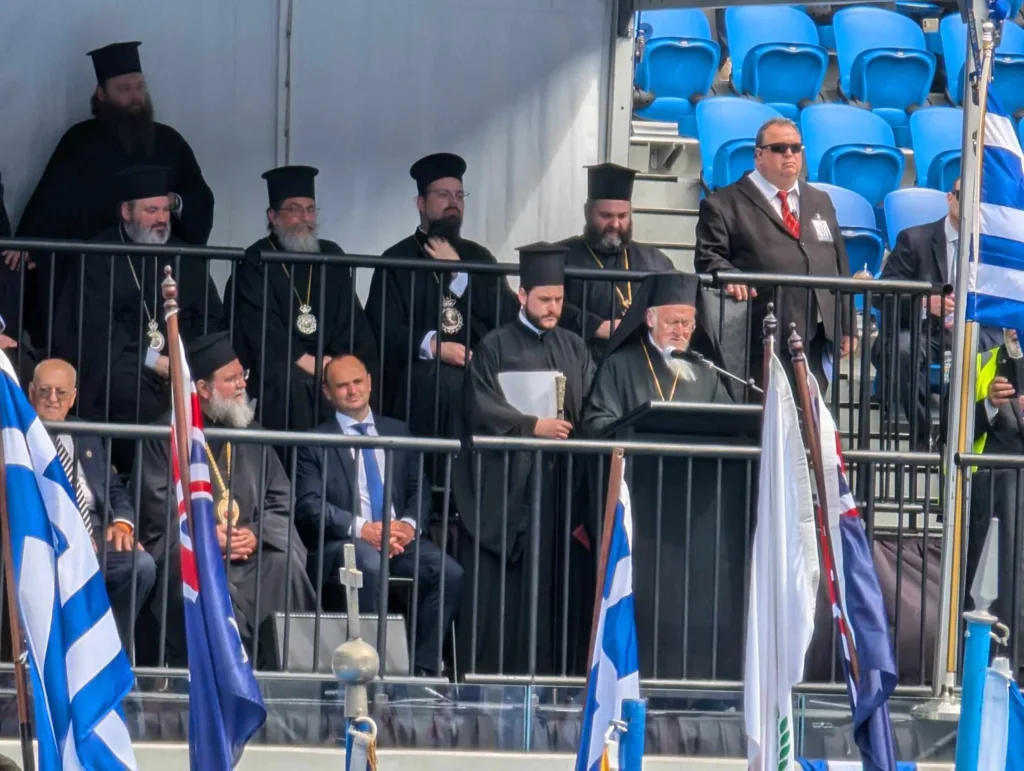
54;438;93;536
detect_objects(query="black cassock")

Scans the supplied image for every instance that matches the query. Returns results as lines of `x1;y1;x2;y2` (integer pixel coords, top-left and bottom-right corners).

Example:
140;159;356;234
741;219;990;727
365;231;518;437
55;225;224;428
454;318;595;675
582;338;746;680
582;337;730;436
0;181;37;386
228;235;379;432
136;416;316;669
559;237;673;360
16;118;214;345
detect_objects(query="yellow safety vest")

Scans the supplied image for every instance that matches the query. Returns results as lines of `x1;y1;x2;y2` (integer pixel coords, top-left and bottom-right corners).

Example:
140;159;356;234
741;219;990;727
974;347;1000;455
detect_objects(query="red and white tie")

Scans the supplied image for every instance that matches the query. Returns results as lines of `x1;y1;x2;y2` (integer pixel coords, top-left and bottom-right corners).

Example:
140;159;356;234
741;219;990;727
777;190;800;239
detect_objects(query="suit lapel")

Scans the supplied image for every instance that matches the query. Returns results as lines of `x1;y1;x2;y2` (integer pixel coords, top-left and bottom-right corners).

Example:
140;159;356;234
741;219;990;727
738;176;796;240
798;184;814;242
327;420;357;487
931;222;948;283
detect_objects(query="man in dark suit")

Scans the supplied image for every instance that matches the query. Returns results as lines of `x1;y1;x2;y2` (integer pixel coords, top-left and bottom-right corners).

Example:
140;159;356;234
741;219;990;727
28;358;157;650
874;178;1001;448
694;117;853;389
295;354;463;677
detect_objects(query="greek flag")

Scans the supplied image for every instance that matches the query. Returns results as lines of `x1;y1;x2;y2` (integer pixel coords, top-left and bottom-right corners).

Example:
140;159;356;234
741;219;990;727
0;352;137;769
977;662;1024;771
966;91;1024;329
575;464;639;771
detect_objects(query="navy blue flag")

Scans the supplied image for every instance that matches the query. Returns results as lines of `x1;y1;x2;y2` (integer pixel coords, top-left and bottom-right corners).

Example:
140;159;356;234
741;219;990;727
170;340;266;769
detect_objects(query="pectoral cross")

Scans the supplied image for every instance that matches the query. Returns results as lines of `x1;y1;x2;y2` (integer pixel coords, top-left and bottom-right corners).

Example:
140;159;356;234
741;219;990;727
340;542;363;641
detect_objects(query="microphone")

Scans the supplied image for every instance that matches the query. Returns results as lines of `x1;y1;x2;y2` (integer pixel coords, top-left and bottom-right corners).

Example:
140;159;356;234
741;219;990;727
669;348;764;395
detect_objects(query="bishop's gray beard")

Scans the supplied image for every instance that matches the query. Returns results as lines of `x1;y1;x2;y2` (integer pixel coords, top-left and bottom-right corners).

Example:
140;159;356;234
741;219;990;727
662;347;698;382
125;221;170;245
274;224;321;253
205;390;256;428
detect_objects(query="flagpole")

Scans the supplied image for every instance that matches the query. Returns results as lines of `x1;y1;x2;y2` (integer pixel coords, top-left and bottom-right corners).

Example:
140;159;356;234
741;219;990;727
932;10;996;700
787;325;862;684
161;267;195;523
586;448;625;673
0;424;37;771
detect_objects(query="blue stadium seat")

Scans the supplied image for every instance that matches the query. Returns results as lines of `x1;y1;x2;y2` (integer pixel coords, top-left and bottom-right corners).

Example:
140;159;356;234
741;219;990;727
833;7;937;147
696;97;783;190
723;6;829;121
809;183;886;277
942;15;1024;116
882;187;948;249
801;103;905;207
634;10;720;137
909;106;963;191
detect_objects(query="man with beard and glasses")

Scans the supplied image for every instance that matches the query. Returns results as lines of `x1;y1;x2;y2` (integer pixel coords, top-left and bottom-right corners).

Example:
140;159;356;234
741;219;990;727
17;42;214;346
559;163;674;361
366;152;518;441
229;165;378;434
582;271;730;437
454;243;595;675
136;332;315;669
55;166;223;471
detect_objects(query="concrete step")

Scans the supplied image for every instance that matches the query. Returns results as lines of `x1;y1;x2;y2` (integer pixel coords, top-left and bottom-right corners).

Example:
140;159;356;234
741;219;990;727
633;172;698;210
632;206;697;245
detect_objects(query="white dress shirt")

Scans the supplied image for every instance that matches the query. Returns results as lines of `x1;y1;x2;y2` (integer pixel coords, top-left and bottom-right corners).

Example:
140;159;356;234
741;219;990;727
418;227;469;360
748;169;800;220
335;410;418;538
944;215;959;283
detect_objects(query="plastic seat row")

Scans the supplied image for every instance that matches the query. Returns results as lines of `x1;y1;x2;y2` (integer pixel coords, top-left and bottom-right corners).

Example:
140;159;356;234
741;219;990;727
695;96;962;203
636;6;1024;145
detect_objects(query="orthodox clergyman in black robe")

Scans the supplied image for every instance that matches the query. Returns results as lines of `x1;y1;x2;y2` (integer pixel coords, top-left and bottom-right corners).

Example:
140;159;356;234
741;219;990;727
583;272;730;436
17;42;214;345
56;167;223;435
0;177;38;386
229;165;378;433
455;243;595;676
365;153;518;438
558;163;674;360
136;333;315;669
584;271;747;680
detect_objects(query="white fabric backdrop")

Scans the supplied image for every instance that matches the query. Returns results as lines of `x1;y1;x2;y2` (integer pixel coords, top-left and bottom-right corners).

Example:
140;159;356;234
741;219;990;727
0;0;609;295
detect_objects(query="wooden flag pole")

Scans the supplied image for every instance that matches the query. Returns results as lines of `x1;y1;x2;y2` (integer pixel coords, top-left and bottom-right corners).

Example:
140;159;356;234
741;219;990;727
0;427;37;771
585;448;626;675
161;267;195;524
787;324;861;684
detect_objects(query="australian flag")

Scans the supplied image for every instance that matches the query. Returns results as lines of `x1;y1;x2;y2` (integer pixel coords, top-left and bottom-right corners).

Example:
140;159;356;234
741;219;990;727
812;376;898;771
170;338;266;769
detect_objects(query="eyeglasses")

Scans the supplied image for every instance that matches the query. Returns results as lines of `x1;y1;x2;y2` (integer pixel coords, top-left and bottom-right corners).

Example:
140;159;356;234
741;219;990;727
223;369;250;387
37;387;73;402
427;190;468;203
662;319;697;333
278;205;320;217
758;143;804;155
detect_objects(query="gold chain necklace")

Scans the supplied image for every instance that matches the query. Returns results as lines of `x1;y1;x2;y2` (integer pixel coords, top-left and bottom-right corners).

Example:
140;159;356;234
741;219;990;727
269;238;317;335
119;225;165;352
641;337;680;401
585;243;633;311
203;442;240;526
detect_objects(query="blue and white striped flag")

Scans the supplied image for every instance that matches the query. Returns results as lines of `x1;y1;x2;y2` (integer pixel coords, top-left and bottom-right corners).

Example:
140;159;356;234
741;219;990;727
0;352;138;769
575;463;639;771
966;91;1024;329
977;662;1024;771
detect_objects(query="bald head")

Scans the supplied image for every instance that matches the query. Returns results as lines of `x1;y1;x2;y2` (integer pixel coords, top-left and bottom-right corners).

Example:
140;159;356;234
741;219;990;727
30;359;78;421
323;355;372;419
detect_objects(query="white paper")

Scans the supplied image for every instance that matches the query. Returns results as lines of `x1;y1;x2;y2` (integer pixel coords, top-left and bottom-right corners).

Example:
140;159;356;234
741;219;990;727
498;370;561;418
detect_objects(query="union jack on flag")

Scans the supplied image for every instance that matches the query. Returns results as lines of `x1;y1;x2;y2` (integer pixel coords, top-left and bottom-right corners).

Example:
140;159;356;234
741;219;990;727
169;338;266;770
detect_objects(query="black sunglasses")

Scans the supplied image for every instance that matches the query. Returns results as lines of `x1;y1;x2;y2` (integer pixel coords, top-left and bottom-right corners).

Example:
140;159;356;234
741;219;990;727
758;142;804;155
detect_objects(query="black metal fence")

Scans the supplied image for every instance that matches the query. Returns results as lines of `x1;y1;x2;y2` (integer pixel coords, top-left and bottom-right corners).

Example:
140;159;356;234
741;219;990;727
0;236;989;691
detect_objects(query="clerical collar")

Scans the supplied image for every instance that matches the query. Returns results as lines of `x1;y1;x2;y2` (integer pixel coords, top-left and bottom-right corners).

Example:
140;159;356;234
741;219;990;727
517;309;545;338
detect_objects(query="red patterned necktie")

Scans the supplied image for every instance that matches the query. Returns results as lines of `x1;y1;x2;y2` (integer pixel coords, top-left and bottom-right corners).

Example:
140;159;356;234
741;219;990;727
777;190;800;239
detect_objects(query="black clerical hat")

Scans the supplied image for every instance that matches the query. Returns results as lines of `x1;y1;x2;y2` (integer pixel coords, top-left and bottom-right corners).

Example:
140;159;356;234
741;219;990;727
88;41;143;83
410;153;467;196
517;242;567;290
586;163;637;202
262;165;319;207
187;332;238;381
606;271;703;357
114;165;170;203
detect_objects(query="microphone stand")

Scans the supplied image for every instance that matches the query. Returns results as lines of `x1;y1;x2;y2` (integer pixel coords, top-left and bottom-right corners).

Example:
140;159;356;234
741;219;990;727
669;349;764;396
